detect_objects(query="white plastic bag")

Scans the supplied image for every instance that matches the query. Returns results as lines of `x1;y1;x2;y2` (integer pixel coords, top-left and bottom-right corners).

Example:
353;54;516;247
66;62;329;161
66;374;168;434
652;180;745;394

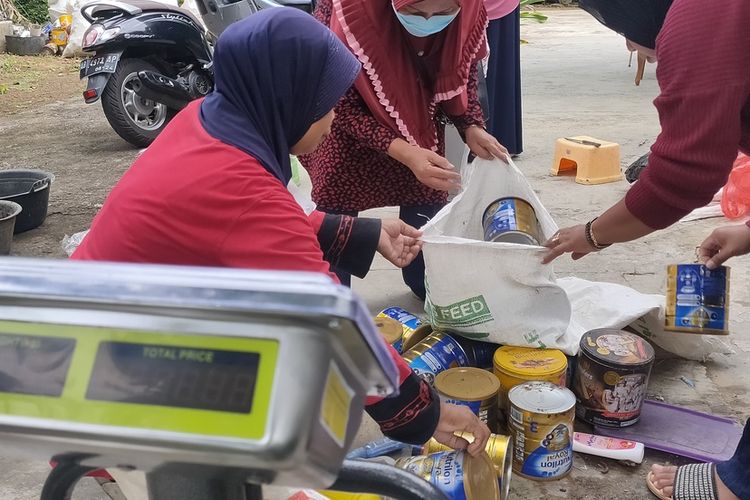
61;229;88;256
421;158;731;359
288;156;316;215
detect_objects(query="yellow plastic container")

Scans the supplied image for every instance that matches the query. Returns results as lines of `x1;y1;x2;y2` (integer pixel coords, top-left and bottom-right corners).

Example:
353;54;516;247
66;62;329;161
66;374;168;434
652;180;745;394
51;27;68;47
59;14;73;28
493;346;567;414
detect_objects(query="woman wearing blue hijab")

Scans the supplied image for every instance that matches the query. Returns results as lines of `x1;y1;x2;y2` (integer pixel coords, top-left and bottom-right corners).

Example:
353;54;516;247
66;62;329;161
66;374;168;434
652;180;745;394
74;9;489;453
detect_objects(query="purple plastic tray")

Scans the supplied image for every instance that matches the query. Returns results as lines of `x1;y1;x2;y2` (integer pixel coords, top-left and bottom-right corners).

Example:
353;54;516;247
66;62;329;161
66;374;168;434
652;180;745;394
594;400;743;463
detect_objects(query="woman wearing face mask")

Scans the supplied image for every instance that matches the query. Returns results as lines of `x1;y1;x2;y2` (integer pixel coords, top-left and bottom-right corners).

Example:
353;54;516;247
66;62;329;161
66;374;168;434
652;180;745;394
72;8;490;459
302;0;508;300
543;0;750;268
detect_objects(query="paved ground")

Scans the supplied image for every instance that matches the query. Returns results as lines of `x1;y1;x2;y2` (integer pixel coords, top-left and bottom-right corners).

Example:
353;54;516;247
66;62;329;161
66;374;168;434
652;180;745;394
0;8;747;500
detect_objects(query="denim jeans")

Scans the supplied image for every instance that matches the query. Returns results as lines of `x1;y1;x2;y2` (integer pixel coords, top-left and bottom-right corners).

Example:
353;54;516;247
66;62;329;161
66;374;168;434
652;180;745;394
716;419;750;498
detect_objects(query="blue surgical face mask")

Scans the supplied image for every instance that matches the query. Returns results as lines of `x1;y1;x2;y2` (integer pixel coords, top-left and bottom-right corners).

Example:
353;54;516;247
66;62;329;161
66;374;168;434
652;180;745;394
392;5;460;38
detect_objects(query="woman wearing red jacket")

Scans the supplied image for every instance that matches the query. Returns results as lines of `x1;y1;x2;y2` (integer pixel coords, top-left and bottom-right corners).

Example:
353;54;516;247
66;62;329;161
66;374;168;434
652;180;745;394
73;9;489;452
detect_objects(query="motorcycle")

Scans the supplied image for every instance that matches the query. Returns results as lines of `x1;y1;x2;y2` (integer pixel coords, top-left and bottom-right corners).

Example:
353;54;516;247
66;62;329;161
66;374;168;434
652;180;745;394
79;0;313;148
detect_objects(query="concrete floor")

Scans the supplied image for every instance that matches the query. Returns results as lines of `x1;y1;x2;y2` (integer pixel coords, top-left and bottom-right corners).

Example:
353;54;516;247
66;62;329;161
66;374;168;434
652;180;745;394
0;7;748;500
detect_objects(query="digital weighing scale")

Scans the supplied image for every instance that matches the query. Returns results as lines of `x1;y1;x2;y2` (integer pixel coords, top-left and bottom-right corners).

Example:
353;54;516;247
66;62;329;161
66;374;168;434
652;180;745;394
0;258;448;500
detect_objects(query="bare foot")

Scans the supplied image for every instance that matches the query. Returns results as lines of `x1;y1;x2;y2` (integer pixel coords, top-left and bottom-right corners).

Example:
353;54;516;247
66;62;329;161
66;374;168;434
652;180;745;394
650;464;739;500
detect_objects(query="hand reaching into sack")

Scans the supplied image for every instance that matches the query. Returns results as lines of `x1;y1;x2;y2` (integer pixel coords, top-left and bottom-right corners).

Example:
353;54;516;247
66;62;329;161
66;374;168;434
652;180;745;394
377;219;423;268
465;125;509;162
388;139;462;193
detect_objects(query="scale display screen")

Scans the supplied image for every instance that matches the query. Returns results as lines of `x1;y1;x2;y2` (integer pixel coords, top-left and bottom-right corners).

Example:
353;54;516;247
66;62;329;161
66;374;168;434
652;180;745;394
0;321;278;440
0;334;75;397
86;342;260;414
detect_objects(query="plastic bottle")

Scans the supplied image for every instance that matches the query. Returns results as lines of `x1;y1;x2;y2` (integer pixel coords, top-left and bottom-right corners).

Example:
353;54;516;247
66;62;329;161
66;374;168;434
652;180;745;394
345;437;417;459
572;432;644;463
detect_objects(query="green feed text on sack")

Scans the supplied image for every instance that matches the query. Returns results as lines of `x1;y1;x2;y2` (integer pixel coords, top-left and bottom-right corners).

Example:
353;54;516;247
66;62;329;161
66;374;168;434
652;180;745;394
426;295;493;328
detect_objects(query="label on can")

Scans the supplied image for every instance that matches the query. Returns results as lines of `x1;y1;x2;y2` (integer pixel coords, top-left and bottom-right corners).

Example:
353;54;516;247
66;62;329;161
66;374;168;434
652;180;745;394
444;397;482;416
508;382;575;481
378;307;422;335
510;409;573;480
482;198;541;245
395;452;468;500
666;264;729;334
405;334;470;386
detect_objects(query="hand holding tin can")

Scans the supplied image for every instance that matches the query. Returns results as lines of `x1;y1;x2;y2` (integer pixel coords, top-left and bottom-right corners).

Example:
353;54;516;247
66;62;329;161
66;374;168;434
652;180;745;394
432;401;492;458
697;224;750;270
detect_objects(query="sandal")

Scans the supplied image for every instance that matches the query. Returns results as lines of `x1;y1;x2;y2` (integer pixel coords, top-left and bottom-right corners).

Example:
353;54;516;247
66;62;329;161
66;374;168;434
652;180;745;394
647;463;719;500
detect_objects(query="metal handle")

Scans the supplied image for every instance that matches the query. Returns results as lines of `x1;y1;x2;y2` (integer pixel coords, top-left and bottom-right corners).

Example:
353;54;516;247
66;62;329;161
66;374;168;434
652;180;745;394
329;459;450;500
30;178;49;193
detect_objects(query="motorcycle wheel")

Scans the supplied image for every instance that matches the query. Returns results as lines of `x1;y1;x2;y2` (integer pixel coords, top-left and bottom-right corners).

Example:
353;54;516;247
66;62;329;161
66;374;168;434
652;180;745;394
101;59;176;148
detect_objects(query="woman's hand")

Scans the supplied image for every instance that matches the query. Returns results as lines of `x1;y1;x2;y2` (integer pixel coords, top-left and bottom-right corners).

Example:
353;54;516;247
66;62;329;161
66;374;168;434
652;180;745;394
697;224;750;269
377;219;423;268
542;224;597;264
465;125;508;162
388;139;461;192
431;402;491;457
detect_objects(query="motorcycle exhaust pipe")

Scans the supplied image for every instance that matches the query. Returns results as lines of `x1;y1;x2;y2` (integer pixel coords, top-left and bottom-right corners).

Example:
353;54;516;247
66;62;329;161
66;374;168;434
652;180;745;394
133;71;192;111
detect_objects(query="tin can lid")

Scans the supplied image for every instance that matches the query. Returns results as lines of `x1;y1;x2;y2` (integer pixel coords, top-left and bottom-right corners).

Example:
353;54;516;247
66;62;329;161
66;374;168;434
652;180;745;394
373;316;403;345
401;323;433;352
435;367;501;401
490;231;539;246
493;346;567;377
579;329;655;367
464;451;501;500
508;381;576;414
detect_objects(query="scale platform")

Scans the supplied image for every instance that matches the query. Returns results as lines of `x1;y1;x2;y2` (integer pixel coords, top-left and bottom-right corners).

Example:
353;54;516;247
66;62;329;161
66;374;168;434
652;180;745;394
0;257;401;491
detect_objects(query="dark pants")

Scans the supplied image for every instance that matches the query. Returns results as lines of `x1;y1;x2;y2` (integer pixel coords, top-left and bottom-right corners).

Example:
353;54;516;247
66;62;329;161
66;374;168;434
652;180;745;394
717;419;750;498
485;7;523;155
323;204;443;300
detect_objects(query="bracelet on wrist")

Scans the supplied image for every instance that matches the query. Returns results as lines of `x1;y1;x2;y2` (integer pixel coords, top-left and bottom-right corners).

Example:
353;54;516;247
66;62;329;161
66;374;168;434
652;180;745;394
585;217;611;250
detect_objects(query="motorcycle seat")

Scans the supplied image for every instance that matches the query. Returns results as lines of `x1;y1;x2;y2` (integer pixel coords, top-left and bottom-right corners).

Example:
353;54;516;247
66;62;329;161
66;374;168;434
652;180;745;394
122;0;204;27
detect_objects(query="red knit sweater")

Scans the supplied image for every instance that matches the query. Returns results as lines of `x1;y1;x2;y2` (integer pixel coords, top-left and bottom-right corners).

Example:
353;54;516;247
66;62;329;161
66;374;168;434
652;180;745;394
625;0;750;229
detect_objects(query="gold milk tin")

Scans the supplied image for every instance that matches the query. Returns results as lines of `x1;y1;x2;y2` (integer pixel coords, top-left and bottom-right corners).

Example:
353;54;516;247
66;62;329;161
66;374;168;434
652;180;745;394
423;432;512;500
373;316;404;353
665;264;730;335
482;197;542;245
402;323;434;353
493;346;568;414
508;381;576;481
435;367;501;429
395;450;500;500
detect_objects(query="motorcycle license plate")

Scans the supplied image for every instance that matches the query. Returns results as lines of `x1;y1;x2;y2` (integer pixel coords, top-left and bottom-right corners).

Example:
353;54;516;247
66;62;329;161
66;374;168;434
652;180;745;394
79;53;121;79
